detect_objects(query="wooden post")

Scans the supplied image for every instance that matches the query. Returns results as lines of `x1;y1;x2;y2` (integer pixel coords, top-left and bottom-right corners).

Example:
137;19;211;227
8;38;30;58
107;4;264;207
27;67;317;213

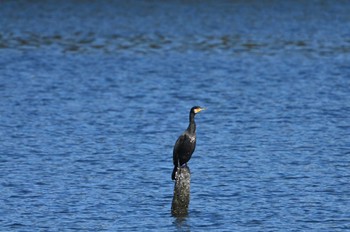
171;166;191;216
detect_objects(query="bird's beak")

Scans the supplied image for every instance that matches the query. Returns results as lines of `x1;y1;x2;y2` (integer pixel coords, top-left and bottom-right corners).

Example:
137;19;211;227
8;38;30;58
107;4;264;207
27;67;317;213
195;107;207;113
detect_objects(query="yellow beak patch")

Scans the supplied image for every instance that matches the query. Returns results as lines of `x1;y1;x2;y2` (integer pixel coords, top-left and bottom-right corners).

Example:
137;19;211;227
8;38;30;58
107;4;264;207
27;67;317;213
194;107;206;114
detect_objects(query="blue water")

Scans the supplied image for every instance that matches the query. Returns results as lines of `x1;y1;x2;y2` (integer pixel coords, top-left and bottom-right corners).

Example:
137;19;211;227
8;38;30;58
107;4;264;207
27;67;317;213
1;1;350;231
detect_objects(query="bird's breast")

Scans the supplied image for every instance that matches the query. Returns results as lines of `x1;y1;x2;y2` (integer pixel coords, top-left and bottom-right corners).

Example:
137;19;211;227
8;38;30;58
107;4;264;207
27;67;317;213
189;136;196;143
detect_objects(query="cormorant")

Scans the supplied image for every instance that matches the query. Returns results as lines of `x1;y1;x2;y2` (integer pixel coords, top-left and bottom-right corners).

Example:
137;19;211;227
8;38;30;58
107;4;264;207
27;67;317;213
172;106;206;180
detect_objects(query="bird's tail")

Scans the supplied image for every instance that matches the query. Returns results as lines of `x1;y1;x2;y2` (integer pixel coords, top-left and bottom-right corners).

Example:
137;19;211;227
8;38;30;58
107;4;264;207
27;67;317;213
171;166;177;180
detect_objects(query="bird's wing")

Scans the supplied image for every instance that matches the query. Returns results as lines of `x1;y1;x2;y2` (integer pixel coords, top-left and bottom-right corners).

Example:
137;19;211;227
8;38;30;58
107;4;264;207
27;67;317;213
173;133;186;166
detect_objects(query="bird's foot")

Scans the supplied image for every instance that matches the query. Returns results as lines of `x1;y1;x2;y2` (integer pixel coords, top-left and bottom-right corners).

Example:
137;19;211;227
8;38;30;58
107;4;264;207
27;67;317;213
180;163;188;168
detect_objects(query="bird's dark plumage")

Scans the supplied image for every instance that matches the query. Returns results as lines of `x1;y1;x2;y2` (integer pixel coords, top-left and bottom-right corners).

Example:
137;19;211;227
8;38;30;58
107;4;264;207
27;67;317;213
172;106;205;180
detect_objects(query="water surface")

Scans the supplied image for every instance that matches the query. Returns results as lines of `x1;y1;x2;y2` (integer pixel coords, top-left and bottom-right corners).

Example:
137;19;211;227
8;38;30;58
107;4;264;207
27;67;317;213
1;1;350;231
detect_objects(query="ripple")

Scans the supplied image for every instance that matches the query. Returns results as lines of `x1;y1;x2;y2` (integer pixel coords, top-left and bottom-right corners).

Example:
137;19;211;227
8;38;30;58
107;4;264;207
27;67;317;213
1;31;350;56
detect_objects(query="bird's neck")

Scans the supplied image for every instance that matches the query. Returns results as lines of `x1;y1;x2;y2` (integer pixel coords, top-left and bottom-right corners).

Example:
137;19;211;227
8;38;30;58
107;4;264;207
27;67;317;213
187;113;196;134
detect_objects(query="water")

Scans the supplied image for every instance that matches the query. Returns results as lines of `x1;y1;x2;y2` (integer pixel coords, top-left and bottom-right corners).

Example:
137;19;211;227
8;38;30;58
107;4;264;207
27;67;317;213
1;1;350;231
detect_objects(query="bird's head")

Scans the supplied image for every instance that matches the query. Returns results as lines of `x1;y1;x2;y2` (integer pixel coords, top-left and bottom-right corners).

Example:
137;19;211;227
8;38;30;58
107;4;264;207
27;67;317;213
191;106;206;115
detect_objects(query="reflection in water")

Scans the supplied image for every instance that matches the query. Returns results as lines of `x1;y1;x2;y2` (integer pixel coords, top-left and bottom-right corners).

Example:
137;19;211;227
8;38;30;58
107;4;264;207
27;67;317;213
0;32;347;56
173;216;191;232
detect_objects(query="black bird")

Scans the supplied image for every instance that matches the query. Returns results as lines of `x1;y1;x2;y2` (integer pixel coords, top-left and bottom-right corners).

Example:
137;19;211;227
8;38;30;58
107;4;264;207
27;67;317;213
172;106;206;180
